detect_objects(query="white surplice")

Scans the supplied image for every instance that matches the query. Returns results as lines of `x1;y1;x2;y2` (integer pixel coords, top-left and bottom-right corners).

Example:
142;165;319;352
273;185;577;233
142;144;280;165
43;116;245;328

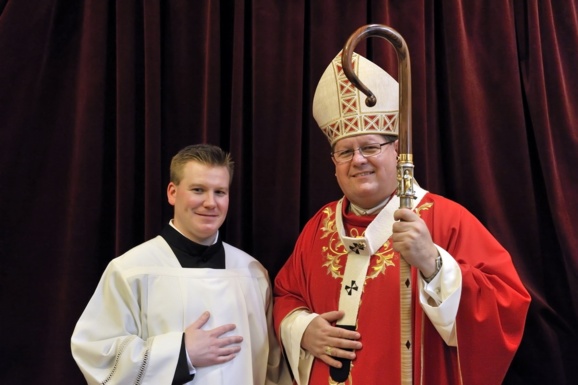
71;236;287;385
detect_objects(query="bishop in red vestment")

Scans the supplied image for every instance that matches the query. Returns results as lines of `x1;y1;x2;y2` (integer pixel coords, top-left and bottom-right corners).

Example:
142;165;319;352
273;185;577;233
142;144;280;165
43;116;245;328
273;50;530;385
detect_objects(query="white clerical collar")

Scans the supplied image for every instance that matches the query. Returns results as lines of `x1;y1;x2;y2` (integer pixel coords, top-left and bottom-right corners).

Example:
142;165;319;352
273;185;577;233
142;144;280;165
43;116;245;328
349;191;395;216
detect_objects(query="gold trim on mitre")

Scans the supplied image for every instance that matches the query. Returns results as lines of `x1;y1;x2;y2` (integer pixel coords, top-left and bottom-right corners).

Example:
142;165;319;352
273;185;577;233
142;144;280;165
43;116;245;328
313;51;399;146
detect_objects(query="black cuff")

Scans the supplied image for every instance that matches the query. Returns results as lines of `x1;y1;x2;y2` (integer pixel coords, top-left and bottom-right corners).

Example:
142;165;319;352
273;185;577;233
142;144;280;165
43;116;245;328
172;333;194;385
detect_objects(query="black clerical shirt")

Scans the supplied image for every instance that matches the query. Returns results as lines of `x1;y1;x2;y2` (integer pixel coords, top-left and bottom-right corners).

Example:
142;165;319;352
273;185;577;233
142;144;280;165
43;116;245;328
161;224;225;269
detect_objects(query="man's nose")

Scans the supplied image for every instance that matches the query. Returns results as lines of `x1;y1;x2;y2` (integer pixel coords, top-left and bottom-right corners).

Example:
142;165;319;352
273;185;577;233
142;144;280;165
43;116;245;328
351;148;367;162
204;193;216;207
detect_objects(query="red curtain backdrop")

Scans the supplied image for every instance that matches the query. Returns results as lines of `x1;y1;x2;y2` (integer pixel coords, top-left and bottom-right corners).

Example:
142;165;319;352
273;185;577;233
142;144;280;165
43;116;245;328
1;1;576;384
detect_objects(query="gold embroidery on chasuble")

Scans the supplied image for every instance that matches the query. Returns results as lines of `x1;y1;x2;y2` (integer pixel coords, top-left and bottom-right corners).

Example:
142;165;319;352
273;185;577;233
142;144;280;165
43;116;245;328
415;202;433;216
320;207;395;282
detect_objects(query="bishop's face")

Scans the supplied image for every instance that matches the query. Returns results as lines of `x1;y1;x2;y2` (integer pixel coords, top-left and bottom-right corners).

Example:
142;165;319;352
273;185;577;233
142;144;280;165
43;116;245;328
167;161;230;245
332;134;399;209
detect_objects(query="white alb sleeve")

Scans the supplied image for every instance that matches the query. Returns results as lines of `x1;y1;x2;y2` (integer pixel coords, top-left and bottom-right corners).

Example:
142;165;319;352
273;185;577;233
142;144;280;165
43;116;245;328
418;244;462;346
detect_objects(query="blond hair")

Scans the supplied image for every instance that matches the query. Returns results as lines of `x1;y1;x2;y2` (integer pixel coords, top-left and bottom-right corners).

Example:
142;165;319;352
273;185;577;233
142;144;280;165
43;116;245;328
170;144;234;184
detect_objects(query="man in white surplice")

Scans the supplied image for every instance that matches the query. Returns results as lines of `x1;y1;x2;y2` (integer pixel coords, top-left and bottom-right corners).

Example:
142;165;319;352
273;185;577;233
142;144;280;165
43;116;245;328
71;144;289;385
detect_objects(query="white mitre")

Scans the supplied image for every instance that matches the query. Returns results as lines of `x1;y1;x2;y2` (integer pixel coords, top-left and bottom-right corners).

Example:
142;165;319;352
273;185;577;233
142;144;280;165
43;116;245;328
313;50;399;146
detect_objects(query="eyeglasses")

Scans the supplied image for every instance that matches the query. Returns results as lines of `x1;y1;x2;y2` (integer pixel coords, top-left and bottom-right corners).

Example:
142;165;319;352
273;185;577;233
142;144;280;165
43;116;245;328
331;141;395;164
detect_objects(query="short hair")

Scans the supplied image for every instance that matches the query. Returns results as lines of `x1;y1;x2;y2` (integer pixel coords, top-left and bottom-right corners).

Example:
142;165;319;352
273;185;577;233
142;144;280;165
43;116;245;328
170;144;234;185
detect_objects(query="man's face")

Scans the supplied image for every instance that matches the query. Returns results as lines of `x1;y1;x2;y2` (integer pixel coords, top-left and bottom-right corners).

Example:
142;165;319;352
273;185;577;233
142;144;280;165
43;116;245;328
167;161;230;245
332;134;398;209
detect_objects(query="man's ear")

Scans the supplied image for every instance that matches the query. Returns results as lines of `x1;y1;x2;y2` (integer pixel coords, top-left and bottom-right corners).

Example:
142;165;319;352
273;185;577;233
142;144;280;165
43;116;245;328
167;182;177;206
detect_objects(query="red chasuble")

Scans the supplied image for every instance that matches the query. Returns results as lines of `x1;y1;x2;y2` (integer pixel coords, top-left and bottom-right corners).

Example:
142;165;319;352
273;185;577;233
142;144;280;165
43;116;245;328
273;192;530;385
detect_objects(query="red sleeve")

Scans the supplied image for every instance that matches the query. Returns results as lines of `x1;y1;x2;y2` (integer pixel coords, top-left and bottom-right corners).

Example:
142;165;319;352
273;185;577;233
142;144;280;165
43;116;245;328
422;194;531;385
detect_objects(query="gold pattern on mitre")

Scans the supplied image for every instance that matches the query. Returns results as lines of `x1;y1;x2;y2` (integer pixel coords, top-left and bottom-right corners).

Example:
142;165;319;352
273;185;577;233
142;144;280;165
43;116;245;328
313;51;399;146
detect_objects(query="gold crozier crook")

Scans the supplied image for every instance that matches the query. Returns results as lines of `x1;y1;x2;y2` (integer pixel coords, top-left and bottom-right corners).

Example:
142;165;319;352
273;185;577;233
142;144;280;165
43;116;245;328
342;24;416;385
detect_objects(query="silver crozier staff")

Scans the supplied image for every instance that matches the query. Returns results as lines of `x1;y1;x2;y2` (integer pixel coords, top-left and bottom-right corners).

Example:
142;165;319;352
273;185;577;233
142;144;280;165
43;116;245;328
341;24;416;385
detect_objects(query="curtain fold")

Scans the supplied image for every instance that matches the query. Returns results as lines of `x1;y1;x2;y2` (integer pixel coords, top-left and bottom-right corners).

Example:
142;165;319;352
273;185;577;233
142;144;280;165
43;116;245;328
0;0;576;383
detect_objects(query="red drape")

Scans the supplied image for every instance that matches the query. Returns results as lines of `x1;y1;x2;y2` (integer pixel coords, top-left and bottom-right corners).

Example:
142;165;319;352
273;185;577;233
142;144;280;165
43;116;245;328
0;1;576;384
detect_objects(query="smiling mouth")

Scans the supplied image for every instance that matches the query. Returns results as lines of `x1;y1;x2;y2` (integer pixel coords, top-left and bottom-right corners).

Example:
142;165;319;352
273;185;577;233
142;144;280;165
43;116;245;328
353;171;374;177
197;212;218;217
